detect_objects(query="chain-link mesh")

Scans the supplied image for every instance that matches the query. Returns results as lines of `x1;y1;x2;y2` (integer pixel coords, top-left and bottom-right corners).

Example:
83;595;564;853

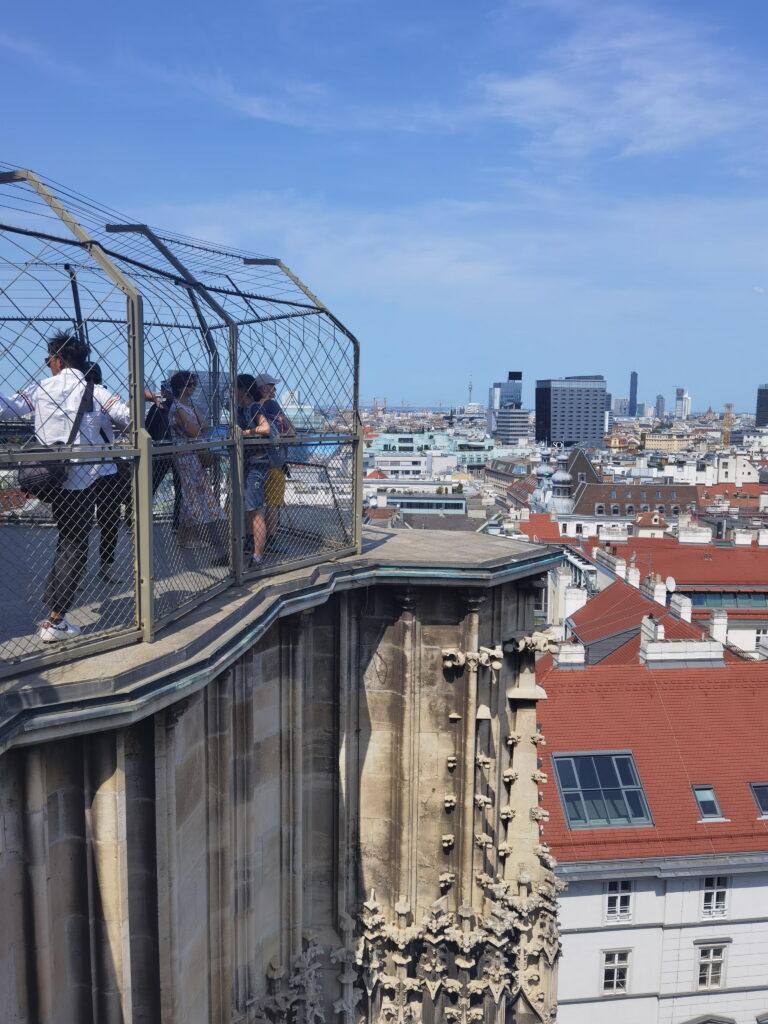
241;437;355;572
0;452;137;663
0;165;359;675
151;442;231;624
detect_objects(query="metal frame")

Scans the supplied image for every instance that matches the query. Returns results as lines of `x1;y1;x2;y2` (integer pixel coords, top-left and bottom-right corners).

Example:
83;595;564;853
0;167;361;677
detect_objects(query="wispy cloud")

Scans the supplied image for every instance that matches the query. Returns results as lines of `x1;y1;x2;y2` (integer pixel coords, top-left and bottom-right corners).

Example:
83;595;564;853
470;2;762;159
145;185;768;406
0;30;86;82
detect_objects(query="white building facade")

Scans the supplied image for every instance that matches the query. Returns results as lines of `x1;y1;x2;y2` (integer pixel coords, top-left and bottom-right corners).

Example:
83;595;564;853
557;855;768;1024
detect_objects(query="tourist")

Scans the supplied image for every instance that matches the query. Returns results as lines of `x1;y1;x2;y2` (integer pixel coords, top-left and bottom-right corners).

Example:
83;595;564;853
235;374;270;566
0;331;130;641
168;370;227;563
254;373;296;552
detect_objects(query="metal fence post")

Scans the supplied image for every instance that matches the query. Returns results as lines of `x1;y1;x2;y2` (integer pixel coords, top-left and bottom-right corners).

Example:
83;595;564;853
352;423;364;554
232;427;245;584
135;427;155;641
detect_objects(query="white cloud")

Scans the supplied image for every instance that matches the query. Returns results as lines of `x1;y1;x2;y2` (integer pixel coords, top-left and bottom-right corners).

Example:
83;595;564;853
470;3;762;159
0;30;86;82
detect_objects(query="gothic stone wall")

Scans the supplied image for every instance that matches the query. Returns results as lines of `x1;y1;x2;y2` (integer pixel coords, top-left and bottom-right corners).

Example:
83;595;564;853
0;578;559;1024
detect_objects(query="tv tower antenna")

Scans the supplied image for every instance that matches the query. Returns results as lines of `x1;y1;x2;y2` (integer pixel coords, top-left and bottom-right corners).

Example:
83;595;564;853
468;376;473;405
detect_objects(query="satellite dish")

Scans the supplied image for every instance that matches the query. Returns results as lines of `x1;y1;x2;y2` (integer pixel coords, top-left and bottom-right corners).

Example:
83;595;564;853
666;576;677;593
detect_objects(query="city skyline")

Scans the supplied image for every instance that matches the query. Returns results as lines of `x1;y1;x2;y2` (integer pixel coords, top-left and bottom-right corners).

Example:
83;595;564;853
2;1;768;410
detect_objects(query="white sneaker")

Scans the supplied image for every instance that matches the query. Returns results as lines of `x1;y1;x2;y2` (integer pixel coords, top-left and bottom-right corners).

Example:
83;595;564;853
39;619;82;643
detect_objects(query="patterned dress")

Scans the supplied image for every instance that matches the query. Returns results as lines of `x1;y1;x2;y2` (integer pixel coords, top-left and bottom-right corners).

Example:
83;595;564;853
169;400;223;528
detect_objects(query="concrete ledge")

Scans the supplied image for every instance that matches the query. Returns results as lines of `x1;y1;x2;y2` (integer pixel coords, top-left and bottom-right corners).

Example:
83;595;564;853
0;527;561;751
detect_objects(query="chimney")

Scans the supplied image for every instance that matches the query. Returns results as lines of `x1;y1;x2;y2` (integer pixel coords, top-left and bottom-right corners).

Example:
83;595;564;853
709;609;728;645
553;641;586;669
626;566;640;588
640;573;667;606
669;593;692;623
640;614;665;643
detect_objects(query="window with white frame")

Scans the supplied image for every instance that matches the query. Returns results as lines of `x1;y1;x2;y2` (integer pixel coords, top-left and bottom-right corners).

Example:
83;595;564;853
696;944;726;989
602;949;630;994
701;875;728;918
605;880;633;922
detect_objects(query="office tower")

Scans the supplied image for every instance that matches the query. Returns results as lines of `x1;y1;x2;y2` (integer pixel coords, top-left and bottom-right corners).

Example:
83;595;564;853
612;397;630;417
674;387;691;420
488;372;522;412
488;371;527;442
655;394;665;419
756;385;768;428
535;375;607;445
628;370;638;417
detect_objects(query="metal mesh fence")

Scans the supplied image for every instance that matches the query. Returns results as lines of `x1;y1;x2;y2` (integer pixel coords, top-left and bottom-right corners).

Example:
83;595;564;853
242;436;355;573
0;451;138;664
151;441;232;625
0;166;360;676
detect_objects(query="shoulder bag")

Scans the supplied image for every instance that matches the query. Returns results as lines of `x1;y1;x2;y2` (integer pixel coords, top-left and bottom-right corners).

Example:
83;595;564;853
18;382;94;502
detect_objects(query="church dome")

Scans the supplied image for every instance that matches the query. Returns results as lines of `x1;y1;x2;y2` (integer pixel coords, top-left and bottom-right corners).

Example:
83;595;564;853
551;448;572;486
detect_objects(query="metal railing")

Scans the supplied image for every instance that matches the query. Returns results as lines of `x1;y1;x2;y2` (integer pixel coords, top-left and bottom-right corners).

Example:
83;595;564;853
0;167;361;675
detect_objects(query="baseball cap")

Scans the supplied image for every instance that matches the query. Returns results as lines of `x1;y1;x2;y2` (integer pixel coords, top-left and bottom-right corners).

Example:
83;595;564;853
254;373;278;387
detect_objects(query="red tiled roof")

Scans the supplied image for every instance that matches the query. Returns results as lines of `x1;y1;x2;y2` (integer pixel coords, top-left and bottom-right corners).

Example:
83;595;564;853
696;483;767;508
366;507;396;520
634;511;668;528
507;473;538;506
538;662;768;863
0;489;24;511
590;538;768;587
691;608;768;622
562;579;742;662
512;514;578;545
366;469;388;479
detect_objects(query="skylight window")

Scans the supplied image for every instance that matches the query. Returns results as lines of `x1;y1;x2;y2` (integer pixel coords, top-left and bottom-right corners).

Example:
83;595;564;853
553;753;653;830
750;783;768;816
692;785;723;819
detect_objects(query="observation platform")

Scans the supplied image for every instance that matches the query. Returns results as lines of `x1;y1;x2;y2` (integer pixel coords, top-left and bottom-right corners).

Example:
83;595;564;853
0;528;561;751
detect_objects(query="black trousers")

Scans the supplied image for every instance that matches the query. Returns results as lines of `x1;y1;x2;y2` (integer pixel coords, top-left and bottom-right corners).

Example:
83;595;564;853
94;473;124;568
44;484;97;616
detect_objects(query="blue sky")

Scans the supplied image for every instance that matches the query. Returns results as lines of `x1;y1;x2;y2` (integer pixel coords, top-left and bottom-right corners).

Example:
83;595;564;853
2;0;768;411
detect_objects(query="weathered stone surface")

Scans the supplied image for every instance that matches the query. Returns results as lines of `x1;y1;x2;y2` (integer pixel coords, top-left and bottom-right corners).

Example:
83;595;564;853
0;531;561;1022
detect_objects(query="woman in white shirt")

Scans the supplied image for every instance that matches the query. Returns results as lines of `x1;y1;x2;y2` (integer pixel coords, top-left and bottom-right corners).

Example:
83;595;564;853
0;332;130;642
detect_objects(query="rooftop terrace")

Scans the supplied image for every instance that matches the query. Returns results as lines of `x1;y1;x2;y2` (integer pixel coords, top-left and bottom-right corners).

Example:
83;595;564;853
0;167;360;676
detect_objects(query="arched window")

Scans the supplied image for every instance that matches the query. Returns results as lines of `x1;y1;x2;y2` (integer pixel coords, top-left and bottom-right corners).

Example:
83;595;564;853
611;504;620;516
626;504;635;515
641;504;650;512
595;504;605;515
657;504;665;513
671;504;681;515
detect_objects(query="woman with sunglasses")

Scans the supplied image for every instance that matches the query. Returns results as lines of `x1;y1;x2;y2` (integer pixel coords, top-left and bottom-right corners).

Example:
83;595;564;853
168;371;227;562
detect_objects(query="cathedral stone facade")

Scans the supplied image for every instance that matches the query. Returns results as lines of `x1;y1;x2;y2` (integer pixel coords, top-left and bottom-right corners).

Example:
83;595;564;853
0;532;562;1023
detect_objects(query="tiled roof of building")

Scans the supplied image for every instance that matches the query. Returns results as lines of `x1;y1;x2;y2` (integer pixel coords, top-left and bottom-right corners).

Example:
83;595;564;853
537;661;768;863
697;483;765;506
570;482;698;516
365;507;397;520
366;469;389;479
507;473;538;507
634;511;669;529
511;514;578;545
0;489;25;511
564;579;741;659
592;538;768;587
